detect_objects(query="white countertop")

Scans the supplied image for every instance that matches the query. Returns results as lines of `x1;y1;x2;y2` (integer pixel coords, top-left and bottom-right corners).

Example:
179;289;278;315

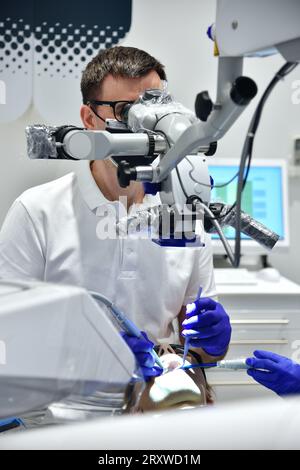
214;268;300;295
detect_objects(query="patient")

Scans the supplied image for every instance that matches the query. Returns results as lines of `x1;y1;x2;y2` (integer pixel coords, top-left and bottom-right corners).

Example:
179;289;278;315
127;344;214;413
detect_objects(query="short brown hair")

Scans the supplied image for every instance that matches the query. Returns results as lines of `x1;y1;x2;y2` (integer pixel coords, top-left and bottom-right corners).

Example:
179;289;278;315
81;46;167;104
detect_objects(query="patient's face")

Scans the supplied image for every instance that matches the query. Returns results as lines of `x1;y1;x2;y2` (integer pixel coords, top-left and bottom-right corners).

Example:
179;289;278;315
136;345;213;413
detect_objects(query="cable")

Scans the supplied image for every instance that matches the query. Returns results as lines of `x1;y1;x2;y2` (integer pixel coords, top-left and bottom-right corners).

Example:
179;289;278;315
89;290;164;369
88;290;114;309
201;203;235;265
184;156;243;221
175;62;298;266
186;156;241;189
175;167;188;199
234;61;298;268
159;124;235;225
176;163;237;221
172;177;236;264
185;63;297;230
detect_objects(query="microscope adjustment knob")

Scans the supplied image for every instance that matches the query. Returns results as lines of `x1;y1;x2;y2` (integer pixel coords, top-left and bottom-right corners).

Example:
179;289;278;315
230;76;258;106
117;161;137;188
195;91;213;121
205;141;218;156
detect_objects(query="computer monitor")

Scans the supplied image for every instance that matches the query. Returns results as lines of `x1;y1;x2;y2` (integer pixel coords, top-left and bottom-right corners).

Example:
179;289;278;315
208;158;289;255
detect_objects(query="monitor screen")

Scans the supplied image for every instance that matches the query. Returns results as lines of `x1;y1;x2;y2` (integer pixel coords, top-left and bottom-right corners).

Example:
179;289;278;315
208;160;288;250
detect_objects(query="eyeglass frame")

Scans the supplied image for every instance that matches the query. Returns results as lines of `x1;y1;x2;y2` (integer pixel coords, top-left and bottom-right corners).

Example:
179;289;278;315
86;99;135;123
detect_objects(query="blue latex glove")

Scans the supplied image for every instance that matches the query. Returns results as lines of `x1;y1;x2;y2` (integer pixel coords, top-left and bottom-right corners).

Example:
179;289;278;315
121;331;163;382
182;297;231;357
246;350;300;396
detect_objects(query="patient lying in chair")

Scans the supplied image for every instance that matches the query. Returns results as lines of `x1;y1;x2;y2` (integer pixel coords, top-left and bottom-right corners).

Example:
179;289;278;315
128;344;214;413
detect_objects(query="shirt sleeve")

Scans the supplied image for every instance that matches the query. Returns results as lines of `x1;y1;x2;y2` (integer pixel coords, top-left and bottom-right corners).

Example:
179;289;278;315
0;200;45;281
183;232;218;305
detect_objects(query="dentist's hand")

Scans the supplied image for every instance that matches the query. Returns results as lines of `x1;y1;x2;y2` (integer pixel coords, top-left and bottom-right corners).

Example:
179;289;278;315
246;350;300;396
182;298;231;357
121;331;163;382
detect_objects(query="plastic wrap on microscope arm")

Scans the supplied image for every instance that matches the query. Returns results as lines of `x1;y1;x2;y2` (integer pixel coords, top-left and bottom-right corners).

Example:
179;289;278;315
128;91;199;132
207;206;279;249
241;217;279;249
26;124;59;159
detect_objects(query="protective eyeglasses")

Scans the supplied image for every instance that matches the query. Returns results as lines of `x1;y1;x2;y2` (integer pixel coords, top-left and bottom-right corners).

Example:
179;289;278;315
87;99;135;123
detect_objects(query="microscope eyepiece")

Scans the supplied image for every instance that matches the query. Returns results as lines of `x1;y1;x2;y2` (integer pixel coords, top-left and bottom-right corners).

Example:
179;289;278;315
119;103;133;123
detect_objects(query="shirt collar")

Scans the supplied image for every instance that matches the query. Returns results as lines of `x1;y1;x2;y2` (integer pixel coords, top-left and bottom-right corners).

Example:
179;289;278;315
75;161;115;212
75;160;161;213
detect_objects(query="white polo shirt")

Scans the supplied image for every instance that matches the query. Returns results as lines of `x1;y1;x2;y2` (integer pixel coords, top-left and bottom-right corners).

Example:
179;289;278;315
0;161;217;343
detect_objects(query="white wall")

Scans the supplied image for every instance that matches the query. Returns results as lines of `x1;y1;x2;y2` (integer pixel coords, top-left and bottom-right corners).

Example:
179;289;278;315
0;0;299;282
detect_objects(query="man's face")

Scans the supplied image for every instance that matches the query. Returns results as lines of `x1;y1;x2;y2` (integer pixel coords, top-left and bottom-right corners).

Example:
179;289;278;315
80;70;163;130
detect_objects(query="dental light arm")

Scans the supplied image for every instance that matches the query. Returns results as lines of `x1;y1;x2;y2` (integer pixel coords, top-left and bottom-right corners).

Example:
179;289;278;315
204;203;280;250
